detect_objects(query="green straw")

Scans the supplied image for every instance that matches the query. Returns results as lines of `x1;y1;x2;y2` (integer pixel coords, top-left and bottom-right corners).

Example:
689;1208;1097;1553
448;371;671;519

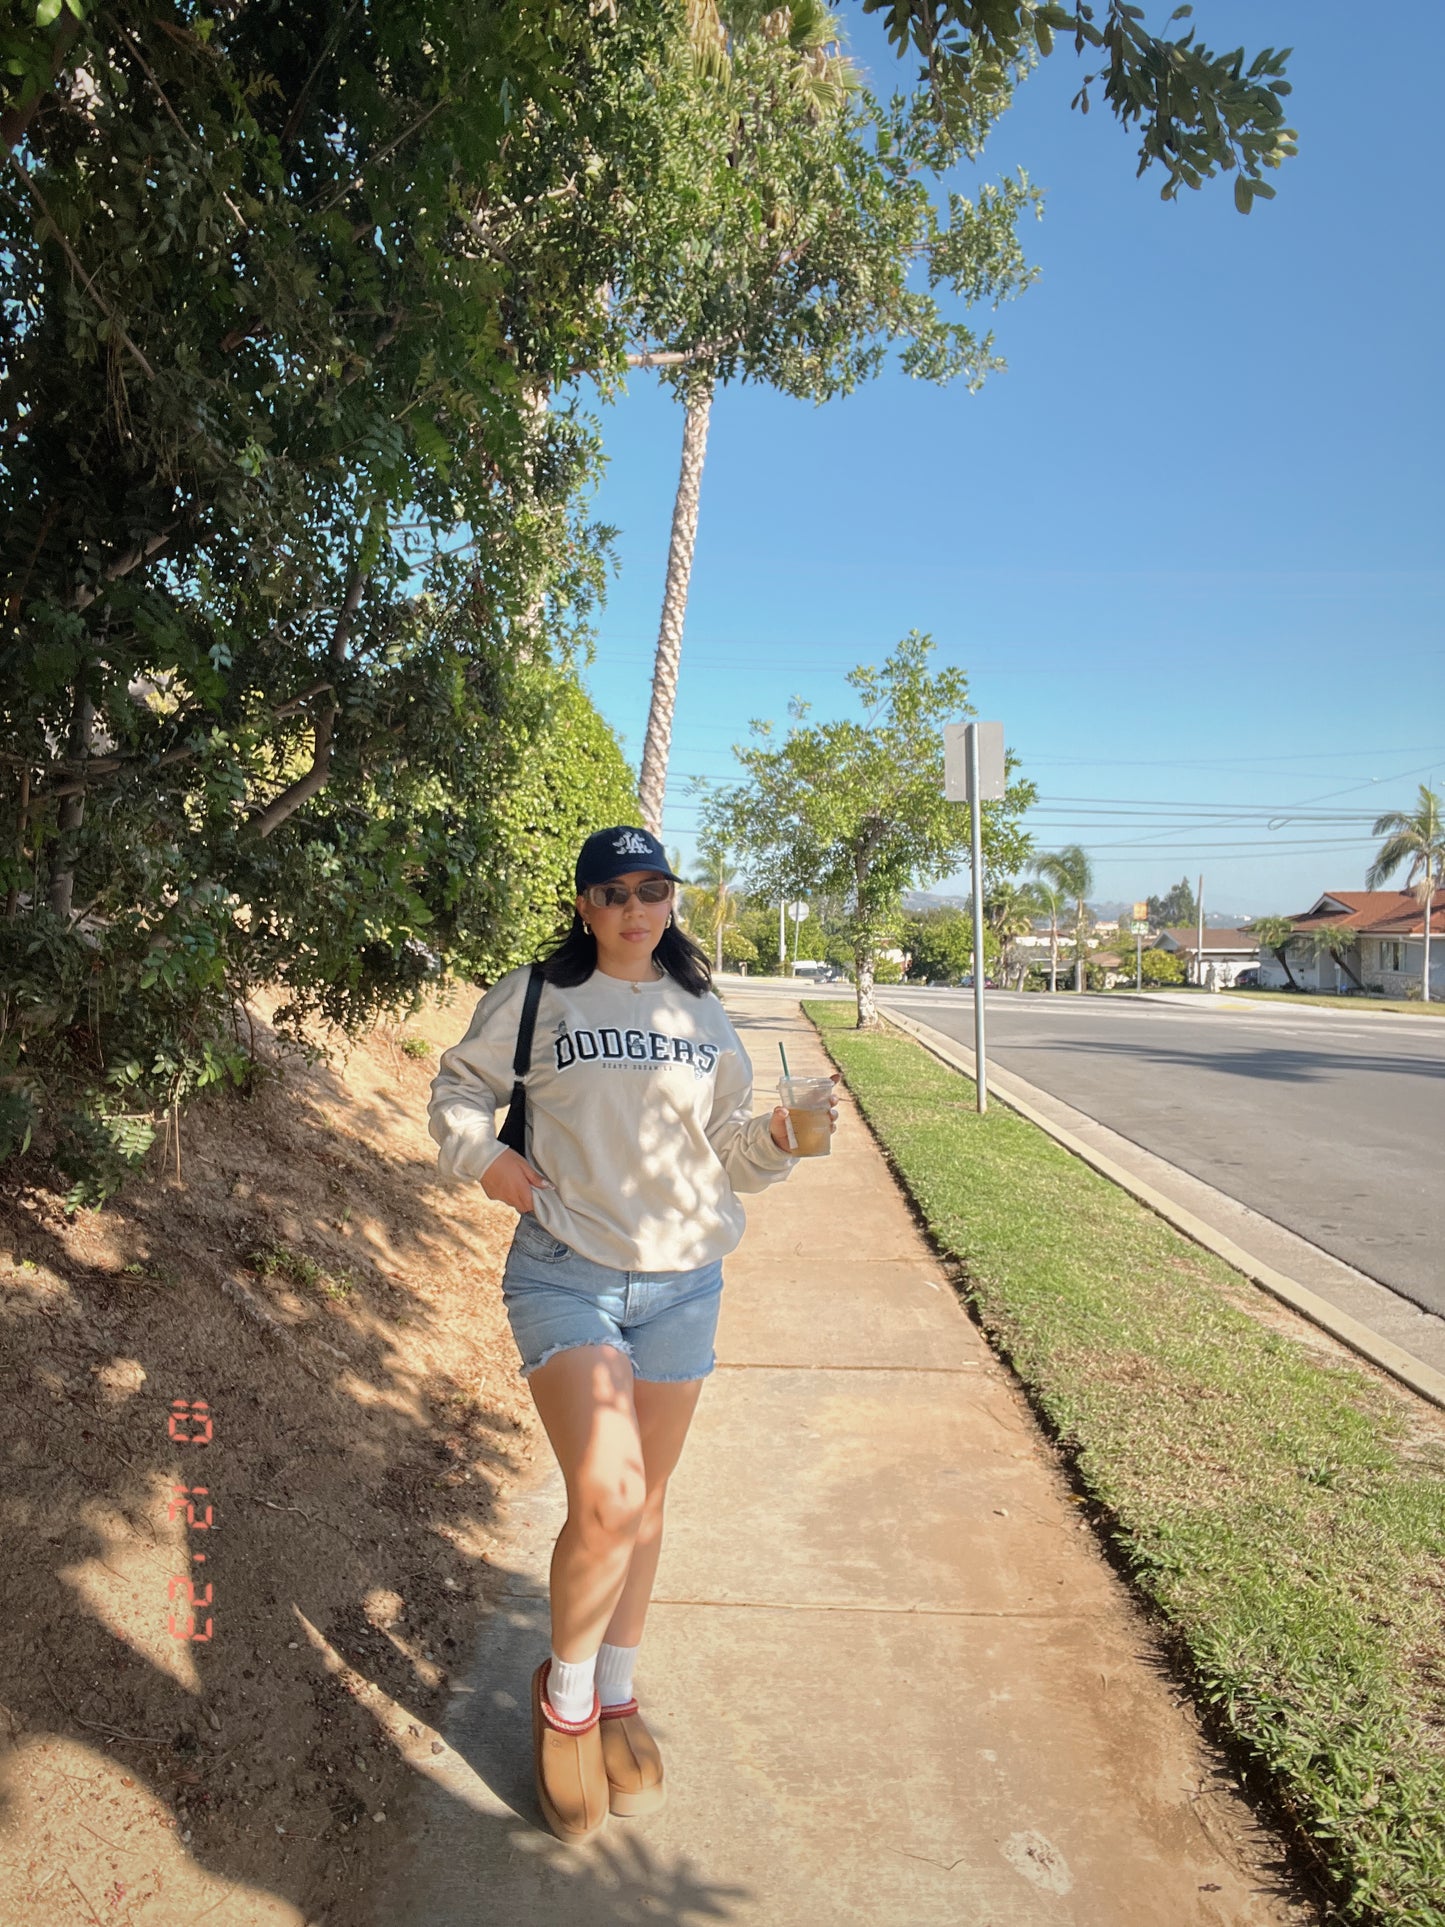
778;1041;791;1080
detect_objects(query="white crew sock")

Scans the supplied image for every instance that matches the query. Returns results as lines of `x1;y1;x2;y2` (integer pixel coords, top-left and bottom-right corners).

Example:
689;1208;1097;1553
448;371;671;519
595;1641;640;1708
547;1650;598;1724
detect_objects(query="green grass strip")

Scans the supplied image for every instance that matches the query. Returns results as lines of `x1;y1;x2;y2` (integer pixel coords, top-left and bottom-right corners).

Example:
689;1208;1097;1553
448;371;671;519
806;1001;1445;1927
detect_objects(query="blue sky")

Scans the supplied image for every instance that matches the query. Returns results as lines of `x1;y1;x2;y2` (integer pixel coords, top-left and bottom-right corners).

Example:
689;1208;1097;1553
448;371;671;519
575;2;1444;917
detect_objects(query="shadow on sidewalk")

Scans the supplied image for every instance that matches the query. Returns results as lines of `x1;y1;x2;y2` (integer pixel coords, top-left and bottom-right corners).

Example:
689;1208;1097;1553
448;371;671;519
375;1563;754;1926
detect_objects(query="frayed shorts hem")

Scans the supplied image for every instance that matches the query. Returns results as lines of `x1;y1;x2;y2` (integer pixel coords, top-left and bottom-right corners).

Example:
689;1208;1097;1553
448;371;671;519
520;1336;635;1381
518;1336;715;1385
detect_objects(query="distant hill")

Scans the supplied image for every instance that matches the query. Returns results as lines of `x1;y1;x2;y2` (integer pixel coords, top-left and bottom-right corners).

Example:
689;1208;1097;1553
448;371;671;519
903;888;971;912
904;889;1255;928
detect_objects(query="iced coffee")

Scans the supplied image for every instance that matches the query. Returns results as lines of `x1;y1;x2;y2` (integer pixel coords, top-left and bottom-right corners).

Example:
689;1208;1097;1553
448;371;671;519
779;1075;835;1157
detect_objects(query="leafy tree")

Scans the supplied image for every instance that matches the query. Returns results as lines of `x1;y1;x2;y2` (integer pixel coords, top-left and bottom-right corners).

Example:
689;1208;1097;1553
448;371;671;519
903;908;971;983
861;2;1296;210
1030;844;1093;992
632;4;1039;830
1147;875;1198;929
0;0;681;1189
719;923;760;970
1139;946;1186;987
421;667;642;993
736;902;784;974
703;632;1034;1026
1366;784;1445;1004
1249;914;1301;992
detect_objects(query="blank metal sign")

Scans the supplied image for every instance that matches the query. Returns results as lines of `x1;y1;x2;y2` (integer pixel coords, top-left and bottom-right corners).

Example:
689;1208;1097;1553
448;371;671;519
943;721;1006;802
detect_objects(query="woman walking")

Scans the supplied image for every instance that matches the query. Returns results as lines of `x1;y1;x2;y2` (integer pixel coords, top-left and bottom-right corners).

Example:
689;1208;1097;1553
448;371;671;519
427;825;834;1843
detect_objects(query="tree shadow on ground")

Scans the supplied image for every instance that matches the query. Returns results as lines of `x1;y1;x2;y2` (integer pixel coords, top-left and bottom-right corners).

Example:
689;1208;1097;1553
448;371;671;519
371;1570;754;1926
0;986;559;1923
999;1035;1445;1087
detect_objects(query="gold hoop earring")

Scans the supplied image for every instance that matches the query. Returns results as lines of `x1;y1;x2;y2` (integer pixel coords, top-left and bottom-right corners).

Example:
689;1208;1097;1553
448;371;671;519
582;922;592;936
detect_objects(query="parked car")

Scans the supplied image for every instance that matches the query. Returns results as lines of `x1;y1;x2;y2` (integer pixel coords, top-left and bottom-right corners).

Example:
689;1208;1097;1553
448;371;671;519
959;973;1000;989
1232;968;1261;989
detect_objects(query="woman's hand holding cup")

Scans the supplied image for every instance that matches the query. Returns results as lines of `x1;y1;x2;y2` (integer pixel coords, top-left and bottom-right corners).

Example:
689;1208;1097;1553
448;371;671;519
769;1071;841;1155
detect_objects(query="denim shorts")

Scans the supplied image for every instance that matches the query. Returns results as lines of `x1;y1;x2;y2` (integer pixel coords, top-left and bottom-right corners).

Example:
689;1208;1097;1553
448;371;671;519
501;1213;725;1384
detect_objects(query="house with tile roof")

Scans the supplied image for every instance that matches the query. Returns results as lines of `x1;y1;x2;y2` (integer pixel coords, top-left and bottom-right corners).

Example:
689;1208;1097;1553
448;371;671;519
1156;926;1260;987
1255;890;1445;997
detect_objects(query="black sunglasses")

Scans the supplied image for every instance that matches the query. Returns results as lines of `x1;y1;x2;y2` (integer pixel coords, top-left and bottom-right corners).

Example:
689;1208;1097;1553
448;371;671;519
582;878;675;910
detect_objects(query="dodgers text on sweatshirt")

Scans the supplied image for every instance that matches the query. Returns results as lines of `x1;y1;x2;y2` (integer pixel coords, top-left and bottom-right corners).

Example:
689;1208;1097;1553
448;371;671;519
427;965;797;1272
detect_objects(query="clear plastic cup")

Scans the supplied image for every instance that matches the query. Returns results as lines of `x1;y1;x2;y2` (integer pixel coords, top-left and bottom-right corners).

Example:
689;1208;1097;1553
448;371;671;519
778;1075;835;1157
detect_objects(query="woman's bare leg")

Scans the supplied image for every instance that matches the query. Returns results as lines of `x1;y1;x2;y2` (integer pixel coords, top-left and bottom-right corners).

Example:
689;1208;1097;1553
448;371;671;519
602;1377;705;1649
525;1343;647;1662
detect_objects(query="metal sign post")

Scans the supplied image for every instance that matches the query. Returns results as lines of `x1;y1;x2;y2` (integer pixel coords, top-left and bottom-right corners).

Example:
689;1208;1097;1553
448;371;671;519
967;727;988;1113
944;721;1006;1117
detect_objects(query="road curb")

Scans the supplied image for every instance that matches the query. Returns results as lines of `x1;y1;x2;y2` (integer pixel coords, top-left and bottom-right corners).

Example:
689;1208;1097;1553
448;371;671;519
878;1005;1445;1415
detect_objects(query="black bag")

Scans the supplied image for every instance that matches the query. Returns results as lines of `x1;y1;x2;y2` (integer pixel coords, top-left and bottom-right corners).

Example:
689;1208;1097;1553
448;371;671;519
496;964;545;1156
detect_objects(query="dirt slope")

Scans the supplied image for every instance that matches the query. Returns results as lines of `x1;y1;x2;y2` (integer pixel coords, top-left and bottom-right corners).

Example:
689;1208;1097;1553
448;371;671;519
0;981;540;1926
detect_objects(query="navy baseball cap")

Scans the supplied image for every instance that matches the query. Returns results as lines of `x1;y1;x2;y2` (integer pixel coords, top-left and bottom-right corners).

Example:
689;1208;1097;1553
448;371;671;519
575;826;684;891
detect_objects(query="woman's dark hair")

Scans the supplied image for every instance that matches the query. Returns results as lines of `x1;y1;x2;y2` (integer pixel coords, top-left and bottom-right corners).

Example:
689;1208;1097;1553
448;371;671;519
538;908;713;995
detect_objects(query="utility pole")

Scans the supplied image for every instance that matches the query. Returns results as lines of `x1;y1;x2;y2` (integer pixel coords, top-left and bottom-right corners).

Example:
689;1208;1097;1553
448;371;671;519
1196;874;1205;989
778;898;786;979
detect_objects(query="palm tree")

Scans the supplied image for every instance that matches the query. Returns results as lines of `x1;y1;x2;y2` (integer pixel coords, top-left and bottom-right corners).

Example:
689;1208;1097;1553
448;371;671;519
1366;784;1445;1004
1030;846;1093;992
690;841;742;972
985;880;1042;991
1027;875;1064;992
1306;923;1366;993
1249;915;1302;991
636;4;860;833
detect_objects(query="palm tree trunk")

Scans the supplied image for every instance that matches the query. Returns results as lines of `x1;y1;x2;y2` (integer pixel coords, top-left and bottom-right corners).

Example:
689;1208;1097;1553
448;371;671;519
1075;897;1084;992
1049;918;1057;993
1337;945;1366;993
1276;945;1300;992
639;380;713;836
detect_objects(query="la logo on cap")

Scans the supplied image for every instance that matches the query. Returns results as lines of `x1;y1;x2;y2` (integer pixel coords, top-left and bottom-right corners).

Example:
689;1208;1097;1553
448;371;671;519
613;831;653;856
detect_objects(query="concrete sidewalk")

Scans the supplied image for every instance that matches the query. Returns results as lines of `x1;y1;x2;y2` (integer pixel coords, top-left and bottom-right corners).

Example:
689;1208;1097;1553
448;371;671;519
378;991;1310;1927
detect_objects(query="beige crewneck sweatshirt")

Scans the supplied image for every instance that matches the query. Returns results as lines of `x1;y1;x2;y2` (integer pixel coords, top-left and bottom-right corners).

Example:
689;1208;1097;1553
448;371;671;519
427;965;797;1272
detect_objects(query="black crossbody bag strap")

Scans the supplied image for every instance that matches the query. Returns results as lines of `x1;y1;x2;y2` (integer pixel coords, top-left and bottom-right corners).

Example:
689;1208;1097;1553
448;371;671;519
497;963;545;1155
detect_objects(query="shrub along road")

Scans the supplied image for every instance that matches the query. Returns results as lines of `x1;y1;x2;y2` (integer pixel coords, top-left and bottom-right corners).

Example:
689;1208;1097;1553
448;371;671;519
808;1000;1445;1927
875;988;1445;1318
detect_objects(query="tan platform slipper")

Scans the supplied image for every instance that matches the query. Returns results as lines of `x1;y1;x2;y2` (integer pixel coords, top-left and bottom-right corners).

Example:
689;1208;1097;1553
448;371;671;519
532;1659;609;1844
599;1697;666;1816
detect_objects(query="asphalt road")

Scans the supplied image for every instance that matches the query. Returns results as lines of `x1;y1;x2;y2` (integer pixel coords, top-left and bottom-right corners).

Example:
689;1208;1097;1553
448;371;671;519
877;988;1445;1319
